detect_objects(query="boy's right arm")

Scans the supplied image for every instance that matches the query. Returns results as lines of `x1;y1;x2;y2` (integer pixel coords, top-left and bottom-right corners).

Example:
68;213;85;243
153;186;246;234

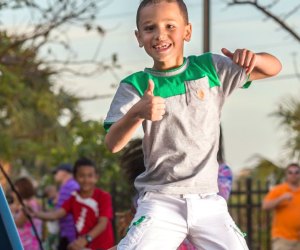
105;80;165;153
31;207;66;221
262;192;293;210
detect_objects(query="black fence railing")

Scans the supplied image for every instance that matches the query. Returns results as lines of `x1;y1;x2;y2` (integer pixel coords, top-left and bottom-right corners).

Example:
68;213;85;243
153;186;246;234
228;178;272;250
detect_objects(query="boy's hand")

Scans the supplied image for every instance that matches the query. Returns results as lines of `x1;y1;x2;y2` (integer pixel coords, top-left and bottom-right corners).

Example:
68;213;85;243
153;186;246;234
280;192;293;202
222;48;257;75
67;237;87;250
136;79;166;121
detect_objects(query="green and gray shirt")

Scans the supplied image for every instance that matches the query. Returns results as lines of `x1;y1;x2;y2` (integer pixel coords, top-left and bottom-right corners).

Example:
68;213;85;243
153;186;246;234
104;53;250;196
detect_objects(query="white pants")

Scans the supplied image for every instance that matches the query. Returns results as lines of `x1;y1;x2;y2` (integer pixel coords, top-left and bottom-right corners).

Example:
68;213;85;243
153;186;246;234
118;192;249;250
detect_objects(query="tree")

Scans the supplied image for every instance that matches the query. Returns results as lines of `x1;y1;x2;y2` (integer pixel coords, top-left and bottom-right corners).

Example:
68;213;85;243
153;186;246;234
0;0;119;172
249;156;284;184
273;96;300;161
226;0;300;42
0;0;118;77
0;32;80;173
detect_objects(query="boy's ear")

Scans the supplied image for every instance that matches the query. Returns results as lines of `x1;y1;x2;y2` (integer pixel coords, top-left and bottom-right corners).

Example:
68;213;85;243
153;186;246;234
184;23;192;42
135;29;144;48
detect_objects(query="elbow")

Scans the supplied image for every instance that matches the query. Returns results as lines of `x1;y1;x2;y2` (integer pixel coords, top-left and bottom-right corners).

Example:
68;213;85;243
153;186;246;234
105;136;121;153
107;145;121;154
274;60;282;76
270;57;282;77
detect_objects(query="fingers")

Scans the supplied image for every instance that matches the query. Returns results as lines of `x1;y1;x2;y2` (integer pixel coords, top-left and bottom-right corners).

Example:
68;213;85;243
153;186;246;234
140;79;166;121
144;79;155;96
147;97;166;121
221;48;233;59
246;53;256;74
229;48;256;74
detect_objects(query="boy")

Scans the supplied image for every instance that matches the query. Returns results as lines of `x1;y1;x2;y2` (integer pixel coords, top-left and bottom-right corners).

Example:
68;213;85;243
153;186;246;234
30;158;115;250
104;0;282;249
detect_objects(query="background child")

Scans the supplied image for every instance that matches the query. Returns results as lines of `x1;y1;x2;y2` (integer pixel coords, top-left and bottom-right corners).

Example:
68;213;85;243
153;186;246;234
29;157;115;250
13;177;42;250
217;126;233;201
52;163;79;250
104;0;281;249
44;184;59;250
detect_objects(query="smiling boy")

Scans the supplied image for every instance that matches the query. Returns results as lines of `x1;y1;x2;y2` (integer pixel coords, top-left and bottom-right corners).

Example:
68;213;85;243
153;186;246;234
104;0;282;249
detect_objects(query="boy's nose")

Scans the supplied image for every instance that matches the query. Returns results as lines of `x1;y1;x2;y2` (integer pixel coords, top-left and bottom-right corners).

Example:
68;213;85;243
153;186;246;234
155;28;167;41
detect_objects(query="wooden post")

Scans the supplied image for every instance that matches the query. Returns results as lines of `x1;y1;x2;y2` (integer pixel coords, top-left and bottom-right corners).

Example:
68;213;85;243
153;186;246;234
203;0;210;53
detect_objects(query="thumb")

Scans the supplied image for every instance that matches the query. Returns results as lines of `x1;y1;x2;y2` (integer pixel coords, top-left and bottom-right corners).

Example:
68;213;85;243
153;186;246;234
221;48;233;59
145;79;155;96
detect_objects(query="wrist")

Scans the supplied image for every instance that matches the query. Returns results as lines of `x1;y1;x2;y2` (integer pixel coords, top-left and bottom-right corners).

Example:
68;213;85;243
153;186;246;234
128;106;145;123
84;234;93;244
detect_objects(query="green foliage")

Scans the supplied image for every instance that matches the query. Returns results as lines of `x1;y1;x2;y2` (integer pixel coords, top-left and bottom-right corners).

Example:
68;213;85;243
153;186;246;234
249;156;284;184
273;96;300;160
0;32;132;211
0;32;77;172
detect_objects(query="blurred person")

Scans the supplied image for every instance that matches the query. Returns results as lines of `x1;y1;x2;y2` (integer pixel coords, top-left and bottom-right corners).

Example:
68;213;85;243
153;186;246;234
44;184;59;250
13;177;42;250
217;127;233;201
53;163;80;250
263;163;300;250
30;157;115;250
44;184;58;208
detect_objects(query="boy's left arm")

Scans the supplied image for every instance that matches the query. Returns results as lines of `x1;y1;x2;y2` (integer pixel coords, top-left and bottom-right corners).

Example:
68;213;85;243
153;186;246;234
222;48;282;81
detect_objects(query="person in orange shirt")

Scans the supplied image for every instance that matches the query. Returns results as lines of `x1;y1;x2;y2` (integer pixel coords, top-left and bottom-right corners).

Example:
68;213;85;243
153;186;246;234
263;163;300;250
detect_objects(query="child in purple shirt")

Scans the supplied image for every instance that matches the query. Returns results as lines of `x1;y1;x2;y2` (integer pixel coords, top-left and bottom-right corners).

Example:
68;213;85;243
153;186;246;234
53;163;80;250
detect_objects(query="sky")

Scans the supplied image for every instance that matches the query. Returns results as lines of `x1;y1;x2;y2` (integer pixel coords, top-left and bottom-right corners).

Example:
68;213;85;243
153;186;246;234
5;0;300;173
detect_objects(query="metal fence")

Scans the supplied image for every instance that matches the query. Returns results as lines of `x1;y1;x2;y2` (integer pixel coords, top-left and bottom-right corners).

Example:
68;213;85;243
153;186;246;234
228;178;272;250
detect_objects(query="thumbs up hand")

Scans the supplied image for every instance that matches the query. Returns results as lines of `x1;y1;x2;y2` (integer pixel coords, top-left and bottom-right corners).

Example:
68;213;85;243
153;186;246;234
222;48;257;74
135;79;166;121
144;79;155;96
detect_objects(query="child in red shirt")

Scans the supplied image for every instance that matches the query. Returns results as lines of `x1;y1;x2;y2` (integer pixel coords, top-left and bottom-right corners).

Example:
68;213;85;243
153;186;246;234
30;157;115;250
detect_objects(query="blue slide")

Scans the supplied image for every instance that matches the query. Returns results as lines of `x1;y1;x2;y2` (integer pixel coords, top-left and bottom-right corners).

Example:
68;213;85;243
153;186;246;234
0;185;23;250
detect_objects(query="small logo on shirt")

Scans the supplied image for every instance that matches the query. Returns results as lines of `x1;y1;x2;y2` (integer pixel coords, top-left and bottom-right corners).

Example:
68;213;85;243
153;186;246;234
197;89;205;100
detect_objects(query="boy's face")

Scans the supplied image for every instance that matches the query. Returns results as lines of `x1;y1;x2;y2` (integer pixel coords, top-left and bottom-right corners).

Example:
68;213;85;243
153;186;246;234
135;1;191;70
75;165;97;193
286;165;300;185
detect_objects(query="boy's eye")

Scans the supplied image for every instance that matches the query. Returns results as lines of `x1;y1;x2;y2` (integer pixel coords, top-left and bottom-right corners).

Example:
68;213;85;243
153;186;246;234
167;24;175;30
144;25;154;31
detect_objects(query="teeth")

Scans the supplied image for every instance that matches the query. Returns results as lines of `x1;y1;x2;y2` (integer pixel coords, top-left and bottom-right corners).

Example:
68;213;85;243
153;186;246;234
154;44;169;49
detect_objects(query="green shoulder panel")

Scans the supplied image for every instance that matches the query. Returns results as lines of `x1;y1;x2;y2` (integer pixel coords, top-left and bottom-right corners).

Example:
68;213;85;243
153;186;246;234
121;53;220;99
190;53;221;88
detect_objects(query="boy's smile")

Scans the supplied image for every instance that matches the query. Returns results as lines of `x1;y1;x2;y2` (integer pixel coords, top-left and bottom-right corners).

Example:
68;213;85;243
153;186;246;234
135;1;191;70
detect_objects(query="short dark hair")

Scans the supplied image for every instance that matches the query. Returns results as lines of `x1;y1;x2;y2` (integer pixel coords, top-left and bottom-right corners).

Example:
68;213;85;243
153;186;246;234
14;177;36;199
286;163;300;171
136;0;189;28
73;157;97;177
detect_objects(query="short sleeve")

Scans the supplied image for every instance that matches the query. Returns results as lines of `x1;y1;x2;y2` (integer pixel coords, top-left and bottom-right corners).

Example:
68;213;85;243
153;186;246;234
98;192;113;219
211;54;251;98
264;186;283;202
104;83;141;131
61;195;73;214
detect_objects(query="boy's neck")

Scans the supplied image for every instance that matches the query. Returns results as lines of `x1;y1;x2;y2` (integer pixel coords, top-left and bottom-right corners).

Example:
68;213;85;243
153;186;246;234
79;188;95;198
153;56;184;71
